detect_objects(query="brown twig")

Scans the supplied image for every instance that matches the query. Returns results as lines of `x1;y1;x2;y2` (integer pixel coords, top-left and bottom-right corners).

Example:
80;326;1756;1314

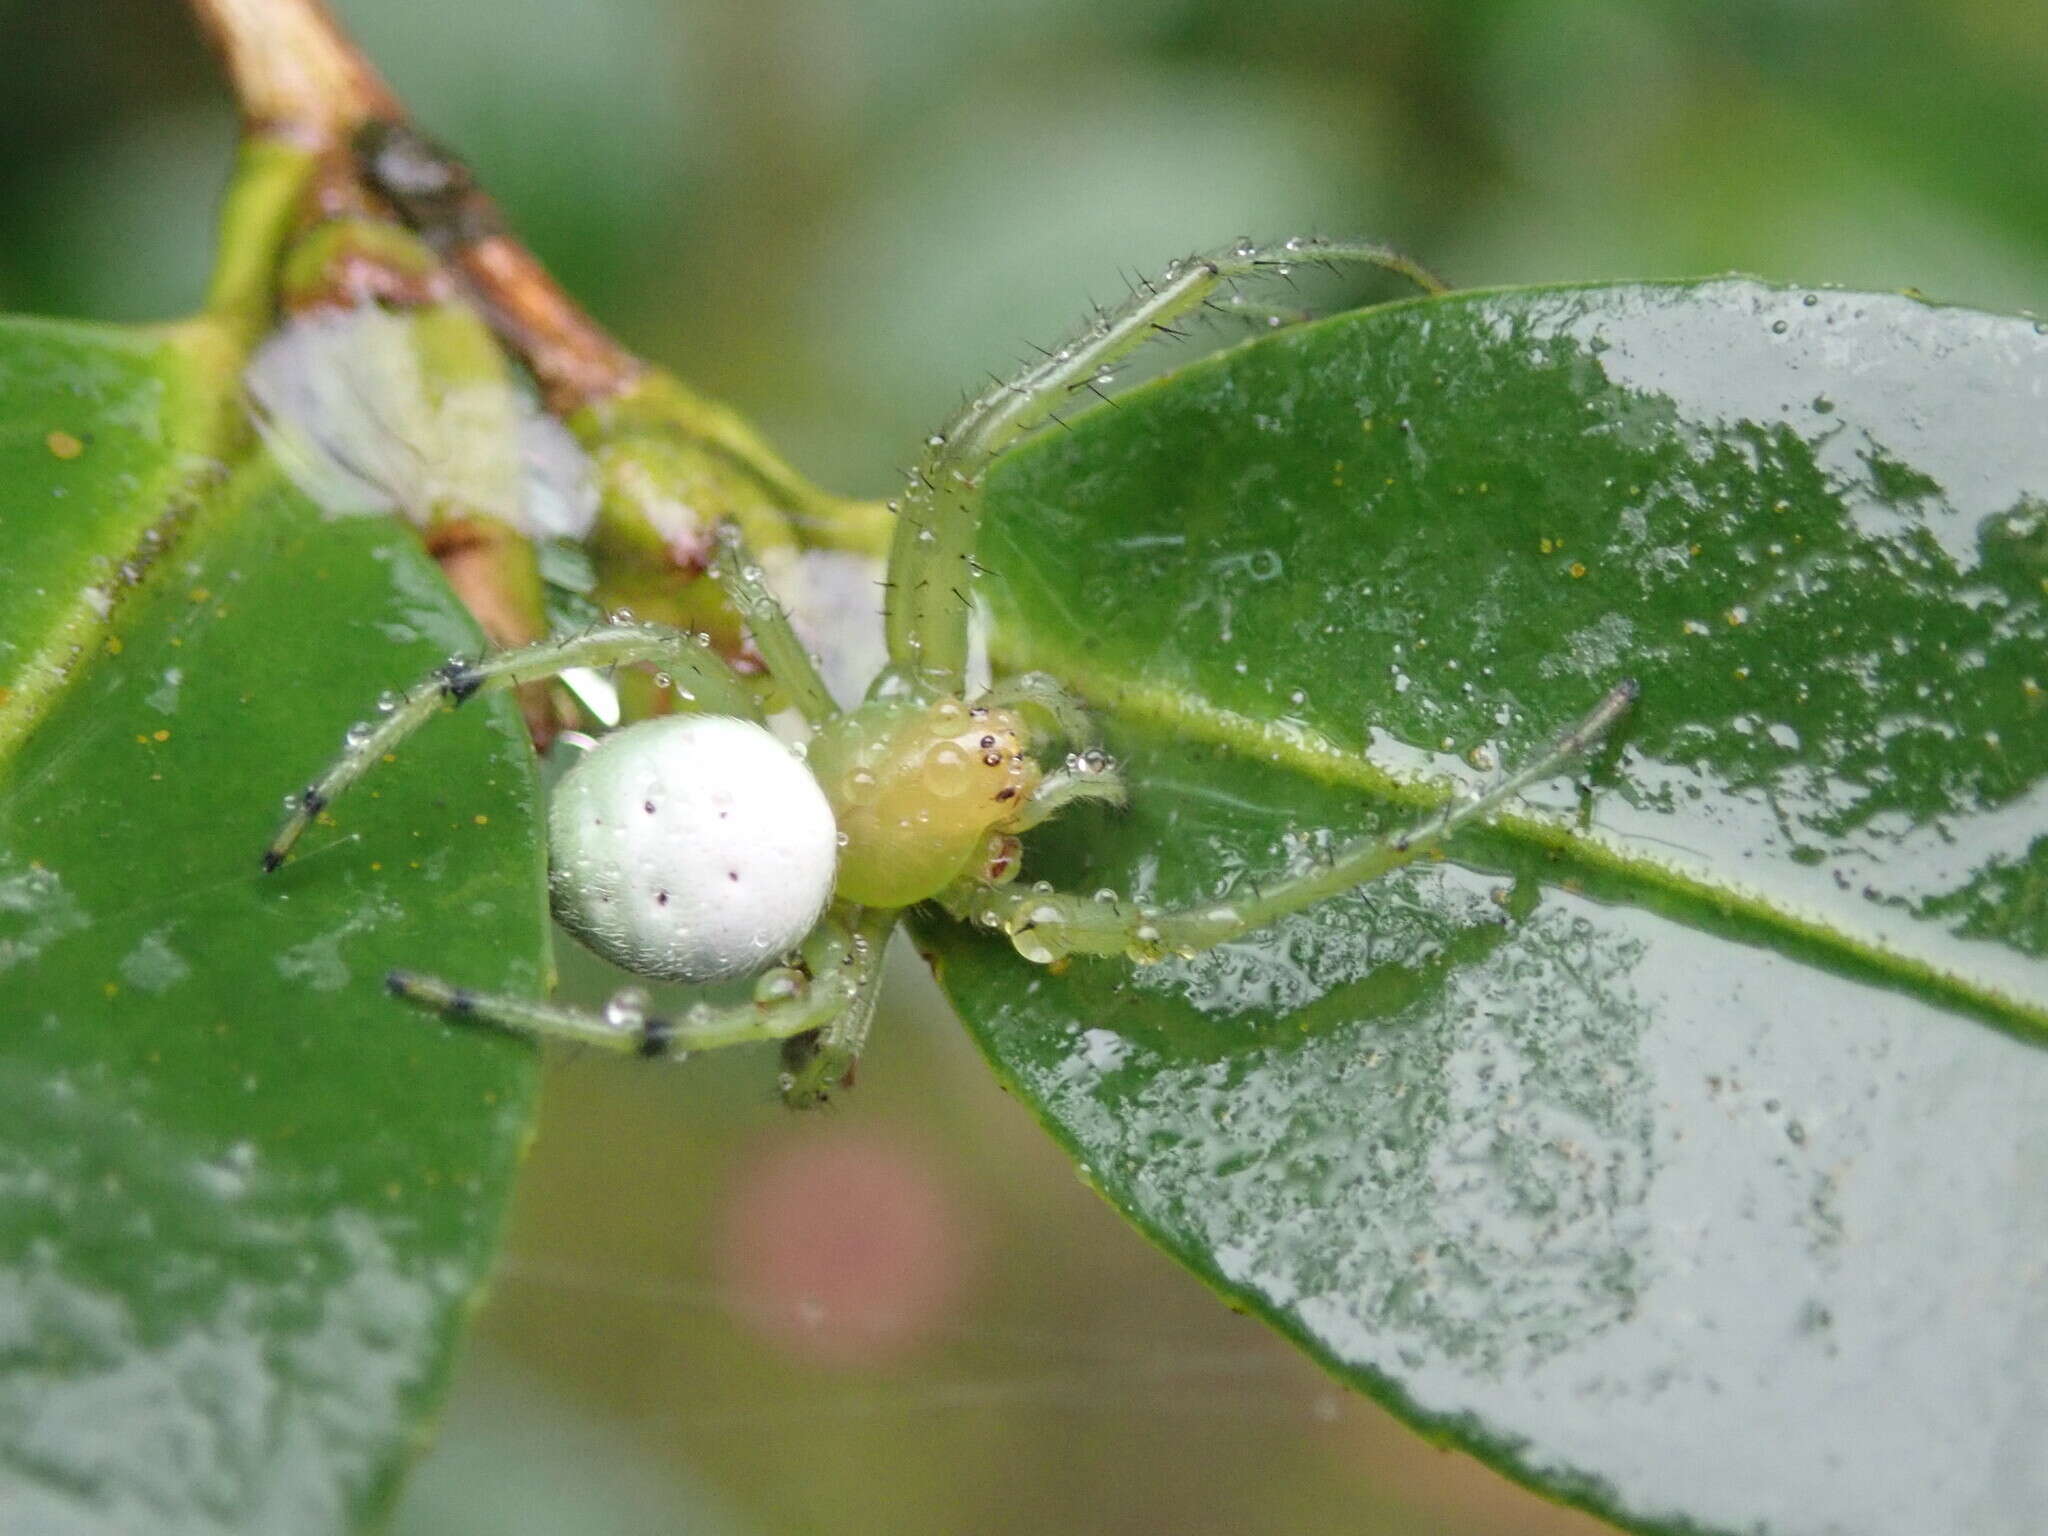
188;0;643;412
356;122;643;414
186;0;399;144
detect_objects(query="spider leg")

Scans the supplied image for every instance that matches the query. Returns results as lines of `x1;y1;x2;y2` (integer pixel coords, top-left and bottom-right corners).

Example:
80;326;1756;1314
777;906;898;1108
978;670;1100;749
707;521;838;725
262;622;759;870
387;909;879;1063
1000;759;1128;832
944;680;1638;963
883;237;1447;695
386;961;845;1056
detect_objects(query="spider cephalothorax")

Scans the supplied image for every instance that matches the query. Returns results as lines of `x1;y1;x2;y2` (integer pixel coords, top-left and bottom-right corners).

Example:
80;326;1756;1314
264;237;1635;1107
806;697;1043;908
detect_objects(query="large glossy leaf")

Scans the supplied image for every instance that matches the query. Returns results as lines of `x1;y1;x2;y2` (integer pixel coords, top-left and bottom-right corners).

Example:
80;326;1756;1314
931;280;2048;1536
0;317;549;1533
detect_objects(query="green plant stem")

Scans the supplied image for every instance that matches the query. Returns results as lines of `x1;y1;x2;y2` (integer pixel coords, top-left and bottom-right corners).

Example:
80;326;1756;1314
200;134;321;353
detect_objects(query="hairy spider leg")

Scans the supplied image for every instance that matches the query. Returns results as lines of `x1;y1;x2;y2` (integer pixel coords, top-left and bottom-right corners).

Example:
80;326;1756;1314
707;520;837;725
262;622;761;870
778;907;899;1107
978;670;1104;749
942;679;1639;963
999;760;1129;832
386;909;880;1062
972;670;1130;826
881;237;1450;695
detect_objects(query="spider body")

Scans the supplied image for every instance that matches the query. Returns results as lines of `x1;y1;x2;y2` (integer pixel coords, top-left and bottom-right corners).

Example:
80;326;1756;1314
264;236;1637;1106
808;698;1041;908
546;713;837;984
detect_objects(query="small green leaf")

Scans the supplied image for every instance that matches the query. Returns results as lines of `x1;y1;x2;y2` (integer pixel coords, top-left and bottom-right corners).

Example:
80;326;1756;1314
931;280;2048;1536
0;316;549;1532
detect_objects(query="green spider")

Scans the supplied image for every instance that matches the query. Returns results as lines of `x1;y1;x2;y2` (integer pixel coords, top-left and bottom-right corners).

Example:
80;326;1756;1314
262;238;1637;1107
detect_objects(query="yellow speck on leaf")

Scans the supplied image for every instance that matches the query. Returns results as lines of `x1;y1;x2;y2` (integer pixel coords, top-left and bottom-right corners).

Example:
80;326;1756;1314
101;981;119;999
189;587;210;604
1569;562;1588;579
46;430;83;459
152;728;170;742
473;814;489;826
382;752;397;764
105;636;123;656
369;861;383;872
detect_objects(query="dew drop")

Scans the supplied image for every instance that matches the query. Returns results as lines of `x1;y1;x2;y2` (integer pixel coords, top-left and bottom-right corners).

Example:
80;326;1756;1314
923;741;971;798
603;987;650;1030
755;967;806;1004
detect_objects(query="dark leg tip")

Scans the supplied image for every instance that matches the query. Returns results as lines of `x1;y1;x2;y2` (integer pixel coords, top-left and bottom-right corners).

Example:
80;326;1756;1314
261;849;285;874
436;661;483;704
384;970;411;997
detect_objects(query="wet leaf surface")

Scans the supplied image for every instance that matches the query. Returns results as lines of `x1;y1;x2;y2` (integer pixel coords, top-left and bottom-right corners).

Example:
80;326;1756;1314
0;317;548;1533
931;280;2048;1536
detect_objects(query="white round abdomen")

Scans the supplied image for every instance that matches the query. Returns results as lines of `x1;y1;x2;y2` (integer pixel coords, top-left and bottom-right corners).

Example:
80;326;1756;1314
548;714;839;983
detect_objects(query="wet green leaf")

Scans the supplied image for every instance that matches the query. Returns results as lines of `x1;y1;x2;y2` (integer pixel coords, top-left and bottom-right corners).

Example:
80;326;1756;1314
0;316;549;1532
932;280;2048;1536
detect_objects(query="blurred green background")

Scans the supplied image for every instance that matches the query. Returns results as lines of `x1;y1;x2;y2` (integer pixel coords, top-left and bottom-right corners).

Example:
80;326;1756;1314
4;2;2044;1531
